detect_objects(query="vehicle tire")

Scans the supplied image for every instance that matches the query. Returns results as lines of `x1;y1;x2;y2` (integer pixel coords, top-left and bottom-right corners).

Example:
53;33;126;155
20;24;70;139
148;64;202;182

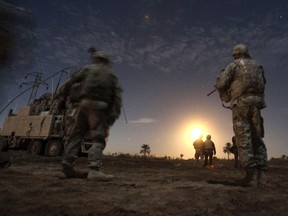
28;140;44;155
0;137;8;151
45;140;62;157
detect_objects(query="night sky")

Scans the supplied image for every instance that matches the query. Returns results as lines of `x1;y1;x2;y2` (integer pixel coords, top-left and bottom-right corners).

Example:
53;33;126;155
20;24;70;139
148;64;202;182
1;0;288;159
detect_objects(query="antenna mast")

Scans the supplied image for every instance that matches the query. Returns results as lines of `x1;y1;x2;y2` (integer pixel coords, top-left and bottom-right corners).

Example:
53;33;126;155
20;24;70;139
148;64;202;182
20;72;49;105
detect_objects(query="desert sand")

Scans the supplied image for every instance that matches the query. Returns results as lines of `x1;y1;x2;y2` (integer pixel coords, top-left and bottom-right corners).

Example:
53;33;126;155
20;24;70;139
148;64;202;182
1;150;288;216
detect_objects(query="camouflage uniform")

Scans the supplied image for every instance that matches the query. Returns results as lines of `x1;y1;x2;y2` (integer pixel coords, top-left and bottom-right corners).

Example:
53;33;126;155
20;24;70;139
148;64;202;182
57;50;97;148
57;69;82;146
215;44;267;186
57;51;122;180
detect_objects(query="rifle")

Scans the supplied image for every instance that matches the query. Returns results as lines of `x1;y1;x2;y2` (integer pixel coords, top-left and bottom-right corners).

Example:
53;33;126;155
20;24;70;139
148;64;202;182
207;89;216;96
207;68;226;97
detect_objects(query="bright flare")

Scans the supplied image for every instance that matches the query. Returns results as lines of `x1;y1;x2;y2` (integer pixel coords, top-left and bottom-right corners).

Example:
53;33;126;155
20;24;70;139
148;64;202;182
190;128;203;140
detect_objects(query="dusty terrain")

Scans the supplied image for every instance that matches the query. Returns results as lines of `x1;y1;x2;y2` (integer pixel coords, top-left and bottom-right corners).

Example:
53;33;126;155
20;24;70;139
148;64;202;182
1;151;288;216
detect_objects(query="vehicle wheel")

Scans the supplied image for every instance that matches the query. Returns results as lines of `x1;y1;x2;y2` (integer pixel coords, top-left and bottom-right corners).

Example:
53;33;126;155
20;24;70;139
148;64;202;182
45;140;62;157
0;137;8;151
28;140;44;155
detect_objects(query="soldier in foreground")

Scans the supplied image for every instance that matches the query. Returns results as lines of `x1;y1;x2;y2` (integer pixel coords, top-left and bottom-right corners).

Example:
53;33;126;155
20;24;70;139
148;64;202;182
215;44;268;187
57;47;98;147
57;51;123;181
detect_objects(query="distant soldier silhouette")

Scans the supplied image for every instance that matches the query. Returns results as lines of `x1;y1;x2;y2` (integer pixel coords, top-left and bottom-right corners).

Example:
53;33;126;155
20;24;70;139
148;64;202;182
215;44;268;187
230;136;239;168
203;135;216;167
193;135;204;163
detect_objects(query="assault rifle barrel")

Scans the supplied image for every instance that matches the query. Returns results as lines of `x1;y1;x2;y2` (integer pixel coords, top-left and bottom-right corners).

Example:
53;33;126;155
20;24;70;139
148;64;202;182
207;89;216;96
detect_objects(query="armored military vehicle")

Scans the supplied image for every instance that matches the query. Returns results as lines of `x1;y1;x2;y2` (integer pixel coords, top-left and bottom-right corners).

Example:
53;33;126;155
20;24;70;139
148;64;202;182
0;93;91;157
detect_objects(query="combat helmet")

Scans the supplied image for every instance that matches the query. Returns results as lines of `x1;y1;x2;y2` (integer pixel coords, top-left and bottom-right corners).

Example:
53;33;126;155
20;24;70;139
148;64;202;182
91;51;110;64
92;51;110;60
232;44;250;59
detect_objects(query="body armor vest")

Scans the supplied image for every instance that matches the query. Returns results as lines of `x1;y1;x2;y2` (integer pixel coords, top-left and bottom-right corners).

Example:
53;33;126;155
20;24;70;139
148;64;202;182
80;65;117;103
230;59;265;101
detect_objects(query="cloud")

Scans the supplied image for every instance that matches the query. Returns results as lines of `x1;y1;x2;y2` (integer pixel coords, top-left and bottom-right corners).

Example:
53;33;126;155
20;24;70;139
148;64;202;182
130;117;156;124
4;1;287;91
14;0;284;79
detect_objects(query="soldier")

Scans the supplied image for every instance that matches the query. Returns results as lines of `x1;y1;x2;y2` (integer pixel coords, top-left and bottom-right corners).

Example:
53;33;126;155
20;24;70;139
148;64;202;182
215;44;267;187
193;135;204;163
203;135;216;167
57;47;98;147
57;51;123;181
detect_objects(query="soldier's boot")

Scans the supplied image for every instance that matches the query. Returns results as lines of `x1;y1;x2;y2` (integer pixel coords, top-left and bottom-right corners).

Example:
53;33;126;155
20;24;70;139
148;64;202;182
87;169;114;182
234;168;257;187
257;170;268;188
61;164;87;179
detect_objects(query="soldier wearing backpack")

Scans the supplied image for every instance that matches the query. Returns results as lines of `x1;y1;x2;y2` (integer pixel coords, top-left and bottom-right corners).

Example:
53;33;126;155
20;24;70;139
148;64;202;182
215;44;268;187
57;51;123;181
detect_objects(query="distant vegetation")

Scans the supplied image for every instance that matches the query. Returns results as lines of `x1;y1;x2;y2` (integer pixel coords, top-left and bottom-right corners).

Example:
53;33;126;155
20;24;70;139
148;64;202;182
223;142;232;160
269;156;288;166
140;144;151;157
104;152;173;161
103;152;288;166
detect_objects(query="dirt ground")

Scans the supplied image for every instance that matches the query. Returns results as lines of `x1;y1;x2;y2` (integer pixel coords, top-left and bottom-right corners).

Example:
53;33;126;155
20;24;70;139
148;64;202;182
1;151;288;216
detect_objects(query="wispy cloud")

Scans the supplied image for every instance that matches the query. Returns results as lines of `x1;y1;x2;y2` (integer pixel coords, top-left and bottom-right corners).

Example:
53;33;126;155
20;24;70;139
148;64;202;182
130;117;156;124
4;0;278;78
3;1;287;104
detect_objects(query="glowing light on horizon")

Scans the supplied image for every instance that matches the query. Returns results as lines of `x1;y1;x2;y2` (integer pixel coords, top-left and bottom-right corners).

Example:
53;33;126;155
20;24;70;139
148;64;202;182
182;121;208;145
190;128;203;140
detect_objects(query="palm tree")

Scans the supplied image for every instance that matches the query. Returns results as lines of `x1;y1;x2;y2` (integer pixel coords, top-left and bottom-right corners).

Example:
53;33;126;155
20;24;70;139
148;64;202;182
223;142;232;160
140;144;151;156
180;154;184;159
